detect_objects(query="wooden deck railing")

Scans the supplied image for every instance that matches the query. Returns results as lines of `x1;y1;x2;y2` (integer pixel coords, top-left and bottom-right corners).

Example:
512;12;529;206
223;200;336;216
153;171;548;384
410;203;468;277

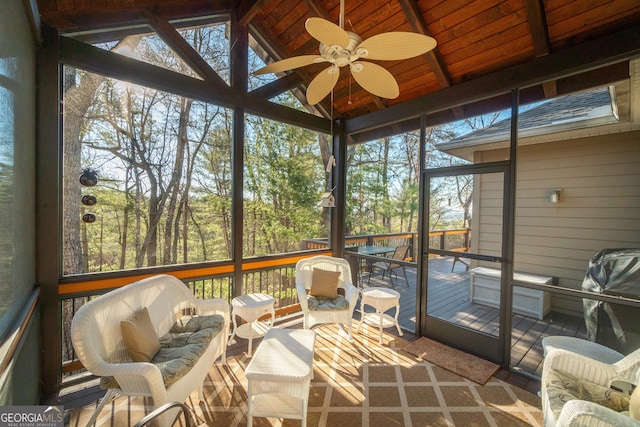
303;228;471;256
302;231;418;251
60;229;470;382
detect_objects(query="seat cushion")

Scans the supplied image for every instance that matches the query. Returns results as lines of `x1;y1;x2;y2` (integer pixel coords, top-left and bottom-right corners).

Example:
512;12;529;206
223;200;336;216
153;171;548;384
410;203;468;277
307;294;349;311
545;368;630;420
101;314;225;390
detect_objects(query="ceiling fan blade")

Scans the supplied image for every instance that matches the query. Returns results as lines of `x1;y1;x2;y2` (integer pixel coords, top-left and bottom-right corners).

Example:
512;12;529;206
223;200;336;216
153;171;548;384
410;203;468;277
358;32;437;61
306;66;340;105
350;61;399;99
305;17;350;48
253;55;322;75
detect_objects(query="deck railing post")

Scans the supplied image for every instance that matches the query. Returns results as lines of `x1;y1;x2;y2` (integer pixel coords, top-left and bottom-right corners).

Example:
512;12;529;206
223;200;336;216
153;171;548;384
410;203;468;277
464;229;470;250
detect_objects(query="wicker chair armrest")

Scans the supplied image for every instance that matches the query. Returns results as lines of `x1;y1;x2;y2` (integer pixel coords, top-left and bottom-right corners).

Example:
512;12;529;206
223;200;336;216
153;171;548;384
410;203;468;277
544;348;621;386
614;349;640;382
103;362;166;395
296;282;309;310
193;298;230;317
542;336;625;363
343;282;359;310
559;399;640;427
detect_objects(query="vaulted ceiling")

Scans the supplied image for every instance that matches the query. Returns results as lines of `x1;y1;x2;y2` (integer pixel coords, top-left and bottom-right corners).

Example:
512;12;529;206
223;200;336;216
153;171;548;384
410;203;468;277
35;0;640;141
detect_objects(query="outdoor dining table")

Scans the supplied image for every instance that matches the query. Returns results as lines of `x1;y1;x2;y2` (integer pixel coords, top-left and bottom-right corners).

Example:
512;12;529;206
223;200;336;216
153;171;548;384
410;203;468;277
346;245;396;285
356;245;395;256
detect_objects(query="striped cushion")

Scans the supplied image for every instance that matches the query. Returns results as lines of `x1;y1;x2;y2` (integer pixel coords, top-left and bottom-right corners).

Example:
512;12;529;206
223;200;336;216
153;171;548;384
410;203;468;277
545;368;630;419
307;294;349;311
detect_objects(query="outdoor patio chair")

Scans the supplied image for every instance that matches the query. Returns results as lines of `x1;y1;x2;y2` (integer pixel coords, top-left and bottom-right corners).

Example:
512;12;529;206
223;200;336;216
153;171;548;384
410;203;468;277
541;346;640;426
295;256;359;340
368;244;410;289
542;336;625;364
451;254;470;272
387;237;407;247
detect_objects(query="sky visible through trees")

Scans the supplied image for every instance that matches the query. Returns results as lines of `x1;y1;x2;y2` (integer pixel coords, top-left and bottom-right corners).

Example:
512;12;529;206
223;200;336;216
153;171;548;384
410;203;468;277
62;21;500;276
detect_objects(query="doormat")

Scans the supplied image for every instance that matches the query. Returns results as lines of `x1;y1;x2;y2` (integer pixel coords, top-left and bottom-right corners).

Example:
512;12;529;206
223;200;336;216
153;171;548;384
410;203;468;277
402;337;500;385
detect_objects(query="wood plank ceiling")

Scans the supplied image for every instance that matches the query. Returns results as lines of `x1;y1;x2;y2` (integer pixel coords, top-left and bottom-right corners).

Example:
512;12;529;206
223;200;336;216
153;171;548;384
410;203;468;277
36;0;640;135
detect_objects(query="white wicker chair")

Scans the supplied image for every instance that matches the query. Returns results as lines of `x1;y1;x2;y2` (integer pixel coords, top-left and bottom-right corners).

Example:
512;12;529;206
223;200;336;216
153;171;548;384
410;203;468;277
541;347;640;427
71;275;229;427
542;336;625;364
295;256;359;340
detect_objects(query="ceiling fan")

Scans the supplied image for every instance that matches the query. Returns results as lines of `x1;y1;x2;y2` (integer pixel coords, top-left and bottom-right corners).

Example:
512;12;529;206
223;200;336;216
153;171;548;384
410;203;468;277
253;0;437;105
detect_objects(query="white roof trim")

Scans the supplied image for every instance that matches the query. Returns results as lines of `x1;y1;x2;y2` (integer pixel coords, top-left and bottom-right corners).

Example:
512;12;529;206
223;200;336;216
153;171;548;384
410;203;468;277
438;106;618;151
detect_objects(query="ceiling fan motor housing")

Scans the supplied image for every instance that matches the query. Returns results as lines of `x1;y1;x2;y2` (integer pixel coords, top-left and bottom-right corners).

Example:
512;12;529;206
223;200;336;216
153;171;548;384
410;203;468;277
319;31;363;67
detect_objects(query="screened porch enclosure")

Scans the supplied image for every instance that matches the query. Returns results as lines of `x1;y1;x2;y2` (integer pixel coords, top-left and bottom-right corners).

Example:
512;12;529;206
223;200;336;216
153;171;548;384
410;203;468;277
2;0;634;406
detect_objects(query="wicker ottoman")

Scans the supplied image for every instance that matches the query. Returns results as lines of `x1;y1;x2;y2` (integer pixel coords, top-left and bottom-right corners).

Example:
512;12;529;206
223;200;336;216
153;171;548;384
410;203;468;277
245;328;316;427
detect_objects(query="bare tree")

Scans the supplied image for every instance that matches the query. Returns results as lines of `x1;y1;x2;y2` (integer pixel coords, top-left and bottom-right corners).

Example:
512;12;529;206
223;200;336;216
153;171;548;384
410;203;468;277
455;175;473;228
61;36;141;363
63;35;142;275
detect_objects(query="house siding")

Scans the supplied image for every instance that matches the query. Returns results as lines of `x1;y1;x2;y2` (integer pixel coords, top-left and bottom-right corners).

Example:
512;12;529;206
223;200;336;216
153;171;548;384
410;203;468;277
474;130;640;315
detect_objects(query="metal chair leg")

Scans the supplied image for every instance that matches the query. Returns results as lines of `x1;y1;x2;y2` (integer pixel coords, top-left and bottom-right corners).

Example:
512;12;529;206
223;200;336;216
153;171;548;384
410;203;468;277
401;266;409;286
133;402;197;427
84;389;116;427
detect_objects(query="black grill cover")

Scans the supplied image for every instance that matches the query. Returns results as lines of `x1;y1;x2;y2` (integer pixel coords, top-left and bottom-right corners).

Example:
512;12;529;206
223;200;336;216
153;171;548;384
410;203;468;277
582;248;640;354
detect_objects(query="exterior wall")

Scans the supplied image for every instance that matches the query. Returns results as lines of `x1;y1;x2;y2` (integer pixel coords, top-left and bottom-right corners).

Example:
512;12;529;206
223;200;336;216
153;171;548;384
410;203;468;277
469;170;504;261
474;130;640;315
0;0;40;405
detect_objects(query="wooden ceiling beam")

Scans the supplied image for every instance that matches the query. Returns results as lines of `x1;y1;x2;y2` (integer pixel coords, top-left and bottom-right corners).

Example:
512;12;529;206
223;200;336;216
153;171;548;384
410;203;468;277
396;0;463;118
302;0;331;21
39;0;234;33
346;24;640;135
525;0;550;55
230;9;248;93
541;79;558;99
238;0;262;27
249;23;333;118
60;36;331;133
143;10;229;89
396;0;451;88
250;72;303;98
524;0;556;98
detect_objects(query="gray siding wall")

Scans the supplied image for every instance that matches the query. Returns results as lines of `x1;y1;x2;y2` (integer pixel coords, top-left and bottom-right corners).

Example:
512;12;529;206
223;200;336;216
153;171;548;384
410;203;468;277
473;130;640;315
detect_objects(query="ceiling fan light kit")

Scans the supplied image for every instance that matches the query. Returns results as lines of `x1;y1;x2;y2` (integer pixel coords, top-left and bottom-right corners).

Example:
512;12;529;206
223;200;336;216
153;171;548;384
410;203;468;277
253;5;437;105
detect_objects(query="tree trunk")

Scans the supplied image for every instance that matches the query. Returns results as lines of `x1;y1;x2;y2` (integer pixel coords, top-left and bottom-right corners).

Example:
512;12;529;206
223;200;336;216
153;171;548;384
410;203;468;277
382;137;391;231
62;36;141;275
318;133;332;232
63;71;101;275
163;98;190;265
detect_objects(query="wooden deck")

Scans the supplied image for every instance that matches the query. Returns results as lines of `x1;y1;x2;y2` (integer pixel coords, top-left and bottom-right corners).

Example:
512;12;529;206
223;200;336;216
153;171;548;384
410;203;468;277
355;255;589;378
